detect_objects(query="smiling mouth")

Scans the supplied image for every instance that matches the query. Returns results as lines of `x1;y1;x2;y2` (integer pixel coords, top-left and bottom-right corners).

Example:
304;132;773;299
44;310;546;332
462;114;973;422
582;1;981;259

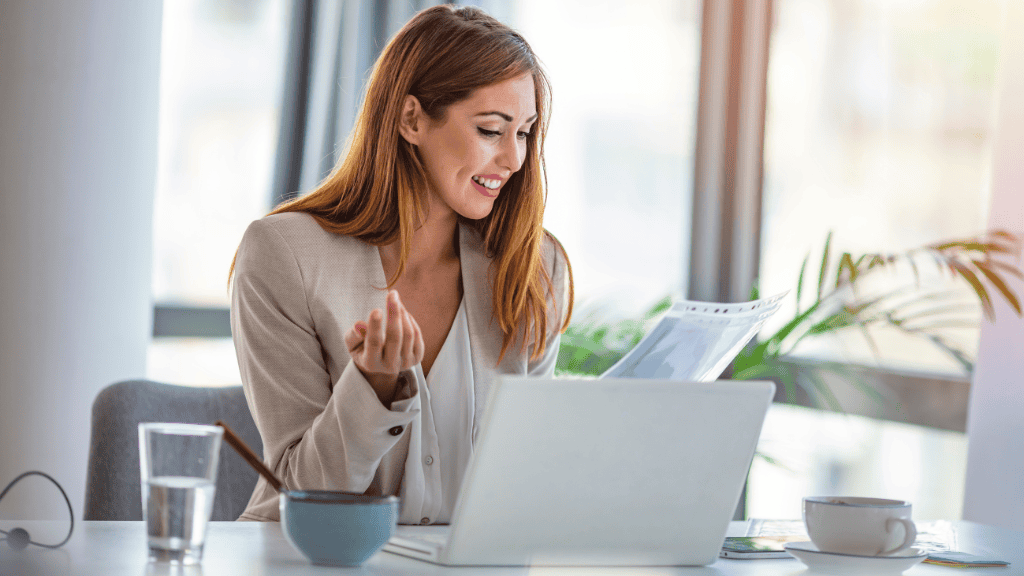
472;175;501;190
471;175;501;197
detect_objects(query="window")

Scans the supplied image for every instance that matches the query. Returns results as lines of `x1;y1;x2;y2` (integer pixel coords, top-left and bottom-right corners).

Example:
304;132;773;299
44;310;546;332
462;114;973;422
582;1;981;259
759;0;1008;375
512;0;702;319
749;403;968;520
148;0;291;385
747;0;1010;521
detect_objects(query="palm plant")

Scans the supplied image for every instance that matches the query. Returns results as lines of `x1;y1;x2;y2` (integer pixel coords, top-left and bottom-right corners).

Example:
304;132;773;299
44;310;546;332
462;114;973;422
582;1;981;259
730;230;1023;407
555;230;1024;408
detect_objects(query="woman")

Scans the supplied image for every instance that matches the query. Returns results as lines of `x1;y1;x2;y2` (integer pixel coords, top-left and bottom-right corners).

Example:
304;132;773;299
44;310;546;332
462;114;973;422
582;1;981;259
229;5;573;524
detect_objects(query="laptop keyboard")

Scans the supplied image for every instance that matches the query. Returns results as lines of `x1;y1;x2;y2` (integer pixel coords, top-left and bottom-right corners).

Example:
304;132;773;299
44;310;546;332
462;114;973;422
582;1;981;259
392;525;451;549
405;531;448;545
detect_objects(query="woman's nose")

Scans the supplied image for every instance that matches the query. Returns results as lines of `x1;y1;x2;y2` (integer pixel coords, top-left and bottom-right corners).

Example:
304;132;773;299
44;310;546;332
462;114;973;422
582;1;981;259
497;133;525;172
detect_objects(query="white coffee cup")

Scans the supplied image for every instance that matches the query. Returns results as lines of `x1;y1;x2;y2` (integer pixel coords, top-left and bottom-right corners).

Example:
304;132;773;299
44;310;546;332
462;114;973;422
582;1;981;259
803;496;917;556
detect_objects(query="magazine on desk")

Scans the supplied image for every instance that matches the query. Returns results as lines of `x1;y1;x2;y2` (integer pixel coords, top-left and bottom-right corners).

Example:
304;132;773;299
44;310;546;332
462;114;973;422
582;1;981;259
601;292;788;381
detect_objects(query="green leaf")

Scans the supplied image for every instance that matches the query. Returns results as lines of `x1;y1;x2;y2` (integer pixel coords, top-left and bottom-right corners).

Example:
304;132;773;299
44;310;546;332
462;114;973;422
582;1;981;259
990;229;1019;243
556;334;623;376
986;259;1024;280
642;296;673;320
763;300;824;355
732;347;762;375
846;292;899;315
818;232;833;301
836;252;858;288
866;254;888;270
774;364;800;404
755;452;795;473
974;259;1023;316
927;231;1023;259
948;260;995;321
988;230;1023;256
734;360;799;404
734;339;773;372
785;292;894;353
796;253;810;312
806;309;857;335
732;363;772;381
930;240;997;252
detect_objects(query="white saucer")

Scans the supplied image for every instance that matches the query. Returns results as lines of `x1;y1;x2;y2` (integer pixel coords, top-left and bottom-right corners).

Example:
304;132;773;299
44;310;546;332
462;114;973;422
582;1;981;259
784;541;927;574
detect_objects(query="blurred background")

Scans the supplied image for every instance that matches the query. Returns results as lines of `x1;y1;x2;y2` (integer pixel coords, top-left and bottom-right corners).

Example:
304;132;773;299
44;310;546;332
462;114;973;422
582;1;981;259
3;0;1021;524
148;0;1007;521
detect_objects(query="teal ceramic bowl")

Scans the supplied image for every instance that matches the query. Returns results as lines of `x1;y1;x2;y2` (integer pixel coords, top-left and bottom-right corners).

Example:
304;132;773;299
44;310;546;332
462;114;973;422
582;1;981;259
279;491;398;566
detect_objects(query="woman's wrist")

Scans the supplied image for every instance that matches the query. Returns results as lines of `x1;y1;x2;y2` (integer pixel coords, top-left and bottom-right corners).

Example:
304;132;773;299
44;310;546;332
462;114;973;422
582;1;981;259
363;370;402;407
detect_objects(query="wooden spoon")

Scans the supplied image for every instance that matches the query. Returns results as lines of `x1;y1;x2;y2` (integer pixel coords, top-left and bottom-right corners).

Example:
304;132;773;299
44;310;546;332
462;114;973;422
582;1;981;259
215;420;283;493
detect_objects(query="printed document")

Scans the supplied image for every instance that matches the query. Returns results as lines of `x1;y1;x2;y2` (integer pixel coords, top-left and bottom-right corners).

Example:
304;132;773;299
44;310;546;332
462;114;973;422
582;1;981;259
602;292;787;381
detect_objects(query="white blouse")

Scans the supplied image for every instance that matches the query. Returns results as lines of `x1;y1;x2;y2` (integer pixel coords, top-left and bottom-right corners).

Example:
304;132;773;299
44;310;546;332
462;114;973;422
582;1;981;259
397;298;475;525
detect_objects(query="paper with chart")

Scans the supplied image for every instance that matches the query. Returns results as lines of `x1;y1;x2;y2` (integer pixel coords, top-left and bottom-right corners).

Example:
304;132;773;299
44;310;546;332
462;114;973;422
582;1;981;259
602;292;788;382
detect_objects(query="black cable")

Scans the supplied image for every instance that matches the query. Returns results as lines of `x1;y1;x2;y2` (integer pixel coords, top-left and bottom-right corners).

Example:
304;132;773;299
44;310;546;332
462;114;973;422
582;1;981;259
0;471;74;550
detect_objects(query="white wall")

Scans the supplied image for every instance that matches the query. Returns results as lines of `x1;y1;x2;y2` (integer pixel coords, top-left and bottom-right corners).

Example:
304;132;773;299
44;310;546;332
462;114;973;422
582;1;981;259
0;0;162;519
962;0;1024;532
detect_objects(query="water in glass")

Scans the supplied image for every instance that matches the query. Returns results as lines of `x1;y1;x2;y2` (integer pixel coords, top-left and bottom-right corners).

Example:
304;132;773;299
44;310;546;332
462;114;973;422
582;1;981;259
145;476;216;563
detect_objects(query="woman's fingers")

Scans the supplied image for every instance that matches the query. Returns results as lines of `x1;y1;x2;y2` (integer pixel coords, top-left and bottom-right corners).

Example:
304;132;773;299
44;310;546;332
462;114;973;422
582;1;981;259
382;291;403;370
351;290;425;375
345;321;367;353
399;308;416;369
411;312;425;366
365;307;385;362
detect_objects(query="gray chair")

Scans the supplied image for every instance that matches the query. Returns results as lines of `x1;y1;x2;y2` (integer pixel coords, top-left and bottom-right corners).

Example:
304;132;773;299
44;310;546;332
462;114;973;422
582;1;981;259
84;379;264;521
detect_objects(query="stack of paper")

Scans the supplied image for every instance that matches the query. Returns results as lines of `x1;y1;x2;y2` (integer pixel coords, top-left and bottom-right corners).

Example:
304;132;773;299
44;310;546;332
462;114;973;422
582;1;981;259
602;292;787;381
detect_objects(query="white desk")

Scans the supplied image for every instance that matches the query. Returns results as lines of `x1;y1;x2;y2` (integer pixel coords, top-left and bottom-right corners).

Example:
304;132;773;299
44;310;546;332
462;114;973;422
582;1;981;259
1;520;1020;575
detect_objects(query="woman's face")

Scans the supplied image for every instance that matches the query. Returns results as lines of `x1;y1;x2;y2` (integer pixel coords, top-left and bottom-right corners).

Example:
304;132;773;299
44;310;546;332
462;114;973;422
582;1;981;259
407;73;537;221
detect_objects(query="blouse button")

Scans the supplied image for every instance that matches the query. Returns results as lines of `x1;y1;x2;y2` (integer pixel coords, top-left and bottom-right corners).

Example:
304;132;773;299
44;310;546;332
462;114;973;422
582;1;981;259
424;456;434;465
388;426;403;436
421;517;430;525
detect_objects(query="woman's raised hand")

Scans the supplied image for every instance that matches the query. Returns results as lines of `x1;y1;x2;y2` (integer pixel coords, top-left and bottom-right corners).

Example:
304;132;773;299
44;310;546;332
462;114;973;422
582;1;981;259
345;290;425;405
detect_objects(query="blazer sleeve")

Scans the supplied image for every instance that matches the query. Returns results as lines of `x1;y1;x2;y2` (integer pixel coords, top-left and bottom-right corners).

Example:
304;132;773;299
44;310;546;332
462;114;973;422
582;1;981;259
527;232;571;376
231;218;418;498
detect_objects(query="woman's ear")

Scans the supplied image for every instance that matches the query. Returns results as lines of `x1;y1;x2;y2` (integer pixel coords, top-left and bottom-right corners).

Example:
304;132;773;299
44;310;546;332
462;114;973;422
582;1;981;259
398;95;425;146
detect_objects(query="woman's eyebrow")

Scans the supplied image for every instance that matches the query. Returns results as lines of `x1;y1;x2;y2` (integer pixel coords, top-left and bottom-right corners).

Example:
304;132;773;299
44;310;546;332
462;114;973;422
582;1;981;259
474;111;539;123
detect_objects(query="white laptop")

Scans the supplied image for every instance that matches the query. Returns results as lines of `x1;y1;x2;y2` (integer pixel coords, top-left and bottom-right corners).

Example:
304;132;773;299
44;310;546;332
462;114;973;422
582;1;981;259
383;376;775;566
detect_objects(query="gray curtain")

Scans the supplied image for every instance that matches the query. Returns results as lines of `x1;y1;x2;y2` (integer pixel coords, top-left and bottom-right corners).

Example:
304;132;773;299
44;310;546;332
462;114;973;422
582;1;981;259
270;0;513;207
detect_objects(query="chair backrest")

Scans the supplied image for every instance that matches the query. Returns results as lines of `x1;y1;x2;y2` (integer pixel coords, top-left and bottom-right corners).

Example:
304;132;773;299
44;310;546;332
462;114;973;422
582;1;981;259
84;379;264;521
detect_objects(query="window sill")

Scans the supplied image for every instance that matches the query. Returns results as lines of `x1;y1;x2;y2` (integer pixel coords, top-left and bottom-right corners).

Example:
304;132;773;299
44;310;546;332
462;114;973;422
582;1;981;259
771;356;970;433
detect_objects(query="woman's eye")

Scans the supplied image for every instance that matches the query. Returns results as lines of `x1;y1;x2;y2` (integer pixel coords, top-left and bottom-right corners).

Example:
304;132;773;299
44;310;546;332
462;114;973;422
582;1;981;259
477;127;531;140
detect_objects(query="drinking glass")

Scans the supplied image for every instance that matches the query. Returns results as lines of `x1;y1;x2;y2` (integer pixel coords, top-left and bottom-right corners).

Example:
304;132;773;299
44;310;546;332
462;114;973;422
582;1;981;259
139;423;223;564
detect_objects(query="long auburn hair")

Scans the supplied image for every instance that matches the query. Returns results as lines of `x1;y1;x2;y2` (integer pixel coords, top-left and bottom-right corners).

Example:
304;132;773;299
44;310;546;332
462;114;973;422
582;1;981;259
231;5;573;362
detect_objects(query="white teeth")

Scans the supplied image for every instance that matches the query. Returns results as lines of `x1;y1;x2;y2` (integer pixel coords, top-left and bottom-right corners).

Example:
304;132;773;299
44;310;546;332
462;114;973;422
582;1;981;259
473;176;500;190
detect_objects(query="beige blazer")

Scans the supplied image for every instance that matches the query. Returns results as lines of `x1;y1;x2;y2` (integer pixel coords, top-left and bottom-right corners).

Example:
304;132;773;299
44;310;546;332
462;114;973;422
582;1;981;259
230;212;569;521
